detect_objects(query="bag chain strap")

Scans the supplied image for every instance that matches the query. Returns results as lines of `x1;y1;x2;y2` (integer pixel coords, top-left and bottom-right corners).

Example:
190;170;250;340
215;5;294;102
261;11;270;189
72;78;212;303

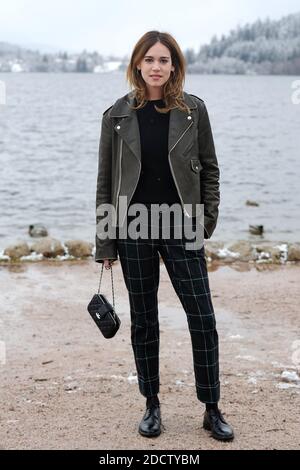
97;263;115;308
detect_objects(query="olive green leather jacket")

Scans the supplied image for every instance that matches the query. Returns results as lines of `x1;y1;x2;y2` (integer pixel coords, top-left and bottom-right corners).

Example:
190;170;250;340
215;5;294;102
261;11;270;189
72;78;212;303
95;90;220;263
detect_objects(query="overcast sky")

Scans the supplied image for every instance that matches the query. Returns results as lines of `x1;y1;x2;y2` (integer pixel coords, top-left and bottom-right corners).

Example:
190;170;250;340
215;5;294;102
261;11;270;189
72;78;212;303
1;0;300;56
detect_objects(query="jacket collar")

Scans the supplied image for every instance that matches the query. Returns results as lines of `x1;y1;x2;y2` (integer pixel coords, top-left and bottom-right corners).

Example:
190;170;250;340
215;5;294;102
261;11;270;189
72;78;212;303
109;90;198;161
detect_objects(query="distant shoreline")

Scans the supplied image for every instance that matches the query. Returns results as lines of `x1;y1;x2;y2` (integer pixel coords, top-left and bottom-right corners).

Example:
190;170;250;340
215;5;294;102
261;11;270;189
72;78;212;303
1;237;300;265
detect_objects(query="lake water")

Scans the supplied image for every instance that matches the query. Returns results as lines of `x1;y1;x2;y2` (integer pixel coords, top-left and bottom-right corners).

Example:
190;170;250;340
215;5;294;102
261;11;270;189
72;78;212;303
0;72;299;250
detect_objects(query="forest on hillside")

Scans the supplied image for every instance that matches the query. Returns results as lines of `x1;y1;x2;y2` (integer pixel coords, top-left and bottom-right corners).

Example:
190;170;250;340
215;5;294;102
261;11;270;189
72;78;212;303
186;12;300;74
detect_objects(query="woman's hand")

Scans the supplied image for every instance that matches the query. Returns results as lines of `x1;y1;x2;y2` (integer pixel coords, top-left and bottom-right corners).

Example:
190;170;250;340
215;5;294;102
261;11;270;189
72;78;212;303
103;259;114;269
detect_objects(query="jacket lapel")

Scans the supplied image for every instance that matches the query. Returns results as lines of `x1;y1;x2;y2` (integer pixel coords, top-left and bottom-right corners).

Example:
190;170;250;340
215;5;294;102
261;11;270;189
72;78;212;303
109;90;197;164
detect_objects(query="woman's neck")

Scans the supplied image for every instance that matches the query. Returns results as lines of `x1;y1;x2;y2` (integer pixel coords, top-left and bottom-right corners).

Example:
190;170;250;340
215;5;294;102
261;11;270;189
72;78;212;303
146;88;163;101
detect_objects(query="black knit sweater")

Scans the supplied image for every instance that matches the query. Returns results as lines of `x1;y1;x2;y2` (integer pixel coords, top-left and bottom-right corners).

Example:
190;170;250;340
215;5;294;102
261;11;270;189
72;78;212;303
130;98;181;205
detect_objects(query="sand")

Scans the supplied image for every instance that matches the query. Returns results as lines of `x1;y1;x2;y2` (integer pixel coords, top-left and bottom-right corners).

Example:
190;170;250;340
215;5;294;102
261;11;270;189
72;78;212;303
0;259;299;450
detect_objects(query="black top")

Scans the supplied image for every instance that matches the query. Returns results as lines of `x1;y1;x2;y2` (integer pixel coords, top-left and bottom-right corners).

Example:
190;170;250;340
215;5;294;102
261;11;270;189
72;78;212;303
130;99;181;206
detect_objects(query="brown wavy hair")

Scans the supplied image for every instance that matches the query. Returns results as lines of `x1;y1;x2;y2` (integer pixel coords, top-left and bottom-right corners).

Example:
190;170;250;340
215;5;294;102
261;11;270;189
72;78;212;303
126;31;190;115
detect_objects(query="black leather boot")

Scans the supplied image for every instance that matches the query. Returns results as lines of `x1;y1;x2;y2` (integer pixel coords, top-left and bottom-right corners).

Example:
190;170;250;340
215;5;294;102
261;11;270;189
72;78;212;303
203;408;234;441
138;397;161;437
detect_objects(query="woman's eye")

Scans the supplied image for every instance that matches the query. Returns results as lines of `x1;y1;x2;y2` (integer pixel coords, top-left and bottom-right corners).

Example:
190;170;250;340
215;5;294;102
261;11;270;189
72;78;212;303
145;59;169;63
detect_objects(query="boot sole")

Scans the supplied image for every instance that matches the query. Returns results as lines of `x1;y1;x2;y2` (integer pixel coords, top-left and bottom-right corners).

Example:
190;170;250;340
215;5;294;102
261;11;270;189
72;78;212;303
138;427;161;438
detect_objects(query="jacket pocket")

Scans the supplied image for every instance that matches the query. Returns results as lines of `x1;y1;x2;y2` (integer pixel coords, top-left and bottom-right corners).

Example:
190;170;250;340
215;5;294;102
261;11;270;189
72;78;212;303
190;158;202;173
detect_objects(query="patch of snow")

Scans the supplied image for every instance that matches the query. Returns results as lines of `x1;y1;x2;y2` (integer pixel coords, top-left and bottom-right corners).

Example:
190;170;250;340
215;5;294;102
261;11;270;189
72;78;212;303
276;382;300;390
56;254;75;261
217;247;240;258
248;377;257;385
127;372;138;384
276;243;288;263
0;250;10;261
20;252;44;261
280;370;300;383
235;355;256;361
175;379;185;386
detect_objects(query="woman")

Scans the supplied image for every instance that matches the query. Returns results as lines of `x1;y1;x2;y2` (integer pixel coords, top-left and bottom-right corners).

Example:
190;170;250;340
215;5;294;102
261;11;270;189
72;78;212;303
95;31;234;441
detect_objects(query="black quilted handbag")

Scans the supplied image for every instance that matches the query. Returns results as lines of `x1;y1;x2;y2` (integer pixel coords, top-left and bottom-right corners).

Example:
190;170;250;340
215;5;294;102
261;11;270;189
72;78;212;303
87;263;120;338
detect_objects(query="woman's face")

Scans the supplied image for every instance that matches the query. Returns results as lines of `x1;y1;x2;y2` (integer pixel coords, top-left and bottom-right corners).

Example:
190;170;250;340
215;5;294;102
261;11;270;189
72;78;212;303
137;42;175;94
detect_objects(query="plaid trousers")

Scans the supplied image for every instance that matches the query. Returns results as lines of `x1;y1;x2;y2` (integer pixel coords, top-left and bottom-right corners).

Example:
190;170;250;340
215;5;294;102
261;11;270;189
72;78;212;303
116;204;220;403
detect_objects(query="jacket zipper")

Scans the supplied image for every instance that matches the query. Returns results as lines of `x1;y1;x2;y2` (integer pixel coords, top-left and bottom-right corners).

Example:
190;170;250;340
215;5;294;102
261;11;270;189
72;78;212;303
115;138;123;215
168;120;193;217
119;156;142;227
116;139;142;226
127;159;142;209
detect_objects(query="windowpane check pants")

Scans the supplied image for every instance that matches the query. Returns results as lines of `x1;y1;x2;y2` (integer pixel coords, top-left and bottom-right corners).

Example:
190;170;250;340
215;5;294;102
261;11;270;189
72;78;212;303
116;204;220;403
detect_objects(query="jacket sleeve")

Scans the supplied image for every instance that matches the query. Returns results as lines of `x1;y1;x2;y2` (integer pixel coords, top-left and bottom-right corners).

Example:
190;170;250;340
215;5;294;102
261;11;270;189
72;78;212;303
95;110;118;264
197;101;220;238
